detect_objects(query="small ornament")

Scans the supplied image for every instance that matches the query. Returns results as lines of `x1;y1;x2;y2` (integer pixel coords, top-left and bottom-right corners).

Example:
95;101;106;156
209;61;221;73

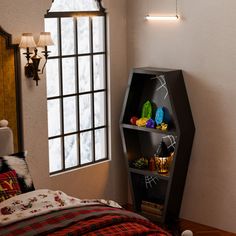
136;117;148;127
0;120;8;127
146;118;155;128
133;157;148;169
148;157;156;171
182;230;193;236
130;116;138;125
156;122;168;131
141;100;152;119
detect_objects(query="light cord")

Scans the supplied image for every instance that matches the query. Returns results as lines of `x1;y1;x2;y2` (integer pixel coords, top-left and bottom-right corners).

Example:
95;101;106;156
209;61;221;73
176;0;178;16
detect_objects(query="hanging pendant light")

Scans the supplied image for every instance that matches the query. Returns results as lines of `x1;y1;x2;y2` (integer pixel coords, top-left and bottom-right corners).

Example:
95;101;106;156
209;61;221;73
145;0;179;21
145;15;179;21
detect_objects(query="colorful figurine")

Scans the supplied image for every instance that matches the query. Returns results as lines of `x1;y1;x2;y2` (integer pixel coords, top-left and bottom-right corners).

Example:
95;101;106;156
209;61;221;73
155;107;164;125
130;116;138;125
155;106;171;125
156;122;168;131
141;100;152;119
136;117;148;127
146;118;155;128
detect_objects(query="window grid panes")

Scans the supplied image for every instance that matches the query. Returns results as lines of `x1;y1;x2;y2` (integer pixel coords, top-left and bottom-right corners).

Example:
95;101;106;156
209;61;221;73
45;2;108;174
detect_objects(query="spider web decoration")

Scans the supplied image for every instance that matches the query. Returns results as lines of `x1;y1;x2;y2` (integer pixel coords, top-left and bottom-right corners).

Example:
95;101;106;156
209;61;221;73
162;135;176;151
151;75;168;99
145;176;159;189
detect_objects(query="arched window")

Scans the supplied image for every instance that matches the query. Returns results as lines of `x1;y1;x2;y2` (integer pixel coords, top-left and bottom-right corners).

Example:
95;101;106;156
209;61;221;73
45;0;108;174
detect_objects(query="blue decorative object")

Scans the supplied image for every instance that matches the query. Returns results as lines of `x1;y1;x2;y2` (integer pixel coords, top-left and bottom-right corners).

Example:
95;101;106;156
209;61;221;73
155;107;164;125
155;107;171;125
146;118;155;128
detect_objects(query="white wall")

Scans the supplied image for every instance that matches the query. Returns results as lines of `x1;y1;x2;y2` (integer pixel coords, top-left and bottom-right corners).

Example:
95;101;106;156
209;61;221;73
0;0;128;204
127;0;236;233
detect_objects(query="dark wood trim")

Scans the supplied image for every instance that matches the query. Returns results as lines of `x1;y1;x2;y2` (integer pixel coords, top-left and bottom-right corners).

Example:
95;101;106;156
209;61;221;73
96;0;106;13
0;26;24;152
45;11;105;18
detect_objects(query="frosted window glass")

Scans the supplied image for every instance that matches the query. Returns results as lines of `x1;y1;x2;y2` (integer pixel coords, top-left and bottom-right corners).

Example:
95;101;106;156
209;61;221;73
45;18;58;57
46;0;107;173
80;131;93;164
49;0;98;12
95;128;106;160
63;97;77;133
78;56;91;92
93;55;105;90
77;17;90;54
79;94;92;130
65;134;78;168
47;99;61;137
62;58;76;95
49;138;62;172
93;16;104;53
46;59;60;97
61;18;75;55
94;92;106;127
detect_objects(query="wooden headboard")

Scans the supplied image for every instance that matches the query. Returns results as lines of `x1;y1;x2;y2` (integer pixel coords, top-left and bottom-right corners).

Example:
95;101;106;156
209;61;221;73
0;26;23;152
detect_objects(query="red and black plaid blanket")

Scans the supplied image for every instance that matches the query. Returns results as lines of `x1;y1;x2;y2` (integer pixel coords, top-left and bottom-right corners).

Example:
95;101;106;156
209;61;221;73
0;205;171;236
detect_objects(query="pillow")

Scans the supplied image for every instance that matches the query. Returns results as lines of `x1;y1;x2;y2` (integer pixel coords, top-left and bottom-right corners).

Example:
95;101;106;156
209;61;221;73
0;152;35;193
0;170;22;202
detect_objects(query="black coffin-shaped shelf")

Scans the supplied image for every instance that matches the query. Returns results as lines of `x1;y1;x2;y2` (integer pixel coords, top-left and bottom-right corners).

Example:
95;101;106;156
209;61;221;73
120;67;195;224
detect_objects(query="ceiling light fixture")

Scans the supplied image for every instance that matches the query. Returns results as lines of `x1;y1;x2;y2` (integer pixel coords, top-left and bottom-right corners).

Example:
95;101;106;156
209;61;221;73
145;0;179;21
145;15;179;21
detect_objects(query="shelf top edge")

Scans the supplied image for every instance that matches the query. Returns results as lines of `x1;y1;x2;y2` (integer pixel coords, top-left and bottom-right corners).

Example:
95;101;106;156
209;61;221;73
121;123;177;135
133;67;182;74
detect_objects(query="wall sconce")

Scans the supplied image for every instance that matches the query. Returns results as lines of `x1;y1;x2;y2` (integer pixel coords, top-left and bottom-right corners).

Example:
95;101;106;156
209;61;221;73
145;0;179;21
19;32;54;86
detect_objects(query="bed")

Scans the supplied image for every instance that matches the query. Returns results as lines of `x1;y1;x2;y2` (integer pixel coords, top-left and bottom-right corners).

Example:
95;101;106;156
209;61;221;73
0;27;172;235
0;125;172;235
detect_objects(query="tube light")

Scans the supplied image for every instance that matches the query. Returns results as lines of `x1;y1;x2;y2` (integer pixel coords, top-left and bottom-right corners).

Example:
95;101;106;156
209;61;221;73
145;15;179;21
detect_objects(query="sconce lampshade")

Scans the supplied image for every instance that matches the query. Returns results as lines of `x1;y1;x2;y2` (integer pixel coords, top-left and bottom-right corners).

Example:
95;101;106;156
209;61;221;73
19;33;36;48
37;32;54;47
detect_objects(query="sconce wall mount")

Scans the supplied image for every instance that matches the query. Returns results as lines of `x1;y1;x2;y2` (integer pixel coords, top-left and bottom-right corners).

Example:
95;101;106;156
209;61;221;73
19;32;54;86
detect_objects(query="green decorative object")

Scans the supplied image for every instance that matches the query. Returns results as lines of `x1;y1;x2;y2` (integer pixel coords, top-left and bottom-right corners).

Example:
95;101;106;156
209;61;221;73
141;101;152;119
133;157;149;169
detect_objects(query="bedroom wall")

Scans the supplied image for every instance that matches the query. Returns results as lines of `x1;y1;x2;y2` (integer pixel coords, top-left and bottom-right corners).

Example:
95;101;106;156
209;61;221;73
127;0;236;233
0;0;128;203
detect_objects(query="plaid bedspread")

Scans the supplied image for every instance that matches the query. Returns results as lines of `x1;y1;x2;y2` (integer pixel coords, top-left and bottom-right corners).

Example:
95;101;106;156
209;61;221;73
0;205;171;236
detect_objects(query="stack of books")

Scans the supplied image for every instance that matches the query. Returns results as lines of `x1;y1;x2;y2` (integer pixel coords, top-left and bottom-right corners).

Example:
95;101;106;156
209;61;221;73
141;200;164;218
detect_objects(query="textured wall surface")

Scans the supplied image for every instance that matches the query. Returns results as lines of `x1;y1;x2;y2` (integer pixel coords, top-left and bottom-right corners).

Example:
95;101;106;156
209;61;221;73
127;0;236;233
0;0;128;204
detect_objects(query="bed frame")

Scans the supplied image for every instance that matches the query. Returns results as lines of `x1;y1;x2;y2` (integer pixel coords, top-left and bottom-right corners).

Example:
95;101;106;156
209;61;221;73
0;26;23;152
